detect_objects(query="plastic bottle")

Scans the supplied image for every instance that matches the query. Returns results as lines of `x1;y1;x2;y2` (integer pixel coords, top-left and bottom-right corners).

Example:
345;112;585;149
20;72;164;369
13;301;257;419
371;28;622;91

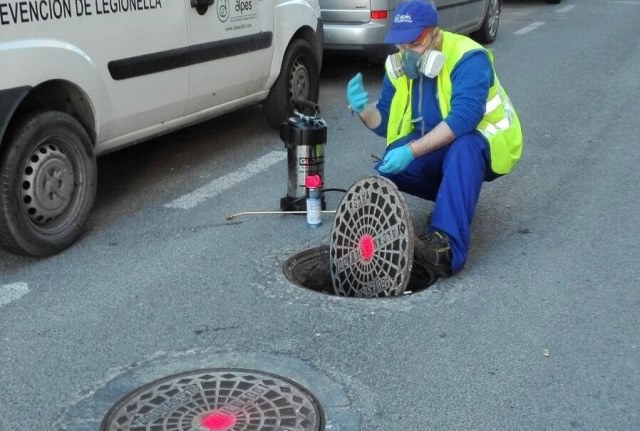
305;175;322;228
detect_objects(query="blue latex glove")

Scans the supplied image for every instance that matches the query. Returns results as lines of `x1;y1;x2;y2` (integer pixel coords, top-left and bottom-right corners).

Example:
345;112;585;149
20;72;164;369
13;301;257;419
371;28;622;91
378;145;414;174
346;72;369;113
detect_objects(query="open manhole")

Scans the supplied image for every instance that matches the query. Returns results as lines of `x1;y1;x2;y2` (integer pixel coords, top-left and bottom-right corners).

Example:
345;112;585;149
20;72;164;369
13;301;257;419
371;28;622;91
283;245;435;297
100;368;324;431
284;175;437;298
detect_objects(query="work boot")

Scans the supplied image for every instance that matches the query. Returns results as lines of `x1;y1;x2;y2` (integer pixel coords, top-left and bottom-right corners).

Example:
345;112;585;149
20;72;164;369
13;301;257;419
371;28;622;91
413;230;453;278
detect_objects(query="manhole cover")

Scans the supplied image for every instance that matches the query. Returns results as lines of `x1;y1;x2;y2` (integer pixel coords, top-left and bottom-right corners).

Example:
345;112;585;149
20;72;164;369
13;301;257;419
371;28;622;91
100;369;324;431
329;176;414;297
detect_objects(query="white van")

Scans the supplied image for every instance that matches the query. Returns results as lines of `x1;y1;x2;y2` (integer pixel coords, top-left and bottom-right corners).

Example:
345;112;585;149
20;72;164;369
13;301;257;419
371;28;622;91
0;0;324;256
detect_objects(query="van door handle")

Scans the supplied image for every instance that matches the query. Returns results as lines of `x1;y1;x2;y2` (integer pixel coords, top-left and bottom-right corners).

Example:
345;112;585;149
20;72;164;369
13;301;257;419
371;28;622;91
191;0;215;6
191;0;214;15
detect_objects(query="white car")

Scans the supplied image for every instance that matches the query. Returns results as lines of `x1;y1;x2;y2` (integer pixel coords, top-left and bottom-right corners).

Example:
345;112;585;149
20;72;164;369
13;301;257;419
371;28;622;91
0;0;324;256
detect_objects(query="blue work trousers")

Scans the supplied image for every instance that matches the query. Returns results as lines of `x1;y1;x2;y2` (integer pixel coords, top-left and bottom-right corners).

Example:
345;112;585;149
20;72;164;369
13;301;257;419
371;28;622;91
377;131;492;273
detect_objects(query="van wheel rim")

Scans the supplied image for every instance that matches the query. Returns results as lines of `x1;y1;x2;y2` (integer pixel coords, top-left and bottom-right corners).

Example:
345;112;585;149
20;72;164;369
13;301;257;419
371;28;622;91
289;58;310;100
21;140;78;229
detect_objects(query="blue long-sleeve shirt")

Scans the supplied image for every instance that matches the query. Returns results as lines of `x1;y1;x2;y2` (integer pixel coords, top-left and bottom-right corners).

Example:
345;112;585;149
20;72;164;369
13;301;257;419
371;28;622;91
372;49;494;139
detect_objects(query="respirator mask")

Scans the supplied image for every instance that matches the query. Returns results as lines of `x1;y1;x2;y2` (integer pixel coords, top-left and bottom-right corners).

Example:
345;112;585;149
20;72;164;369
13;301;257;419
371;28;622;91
385;29;445;80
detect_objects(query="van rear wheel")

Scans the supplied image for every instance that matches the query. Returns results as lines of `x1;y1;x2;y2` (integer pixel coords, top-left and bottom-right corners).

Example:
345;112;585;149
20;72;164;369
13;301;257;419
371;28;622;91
264;38;320;129
0;110;97;256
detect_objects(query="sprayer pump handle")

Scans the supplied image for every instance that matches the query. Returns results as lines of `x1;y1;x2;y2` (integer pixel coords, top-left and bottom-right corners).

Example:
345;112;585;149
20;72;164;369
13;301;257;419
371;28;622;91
292;100;320;118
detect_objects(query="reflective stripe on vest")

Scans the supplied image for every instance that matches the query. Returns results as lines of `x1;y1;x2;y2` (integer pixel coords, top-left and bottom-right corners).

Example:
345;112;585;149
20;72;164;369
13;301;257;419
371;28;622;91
485;94;501;115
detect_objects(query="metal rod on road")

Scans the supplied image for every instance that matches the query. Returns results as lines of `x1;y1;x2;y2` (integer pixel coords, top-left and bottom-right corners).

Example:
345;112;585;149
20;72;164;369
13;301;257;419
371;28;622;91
224;210;336;220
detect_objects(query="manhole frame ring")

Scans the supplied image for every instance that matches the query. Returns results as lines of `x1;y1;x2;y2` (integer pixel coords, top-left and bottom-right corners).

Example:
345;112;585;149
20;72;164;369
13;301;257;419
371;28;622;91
282;245;435;298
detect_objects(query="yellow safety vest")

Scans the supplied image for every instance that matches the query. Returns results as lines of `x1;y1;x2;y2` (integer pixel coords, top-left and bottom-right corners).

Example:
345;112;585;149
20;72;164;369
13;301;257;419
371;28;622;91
385;31;523;175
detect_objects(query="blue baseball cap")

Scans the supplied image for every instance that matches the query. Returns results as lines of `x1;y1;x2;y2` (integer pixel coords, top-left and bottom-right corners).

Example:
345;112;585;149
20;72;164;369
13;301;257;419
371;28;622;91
384;1;439;45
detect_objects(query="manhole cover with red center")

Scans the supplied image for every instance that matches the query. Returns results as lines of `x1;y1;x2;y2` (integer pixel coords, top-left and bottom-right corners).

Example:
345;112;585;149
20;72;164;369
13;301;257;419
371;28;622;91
329;176;414;297
100;369;324;431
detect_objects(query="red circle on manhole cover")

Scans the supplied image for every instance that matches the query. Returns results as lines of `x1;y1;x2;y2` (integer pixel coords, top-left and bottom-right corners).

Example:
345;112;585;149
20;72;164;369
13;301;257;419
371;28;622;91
359;234;375;261
201;411;236;430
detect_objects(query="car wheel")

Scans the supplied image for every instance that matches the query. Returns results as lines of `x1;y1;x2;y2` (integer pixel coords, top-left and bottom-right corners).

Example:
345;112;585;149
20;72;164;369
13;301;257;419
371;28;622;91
472;0;501;44
264;38;320;129
0;110;97;256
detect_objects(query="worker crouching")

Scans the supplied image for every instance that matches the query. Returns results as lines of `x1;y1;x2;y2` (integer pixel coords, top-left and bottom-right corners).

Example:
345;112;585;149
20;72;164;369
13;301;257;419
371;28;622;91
346;0;523;276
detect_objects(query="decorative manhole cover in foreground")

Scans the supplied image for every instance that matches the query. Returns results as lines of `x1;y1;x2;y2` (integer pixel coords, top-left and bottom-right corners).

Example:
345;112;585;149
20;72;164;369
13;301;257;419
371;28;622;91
100;368;323;431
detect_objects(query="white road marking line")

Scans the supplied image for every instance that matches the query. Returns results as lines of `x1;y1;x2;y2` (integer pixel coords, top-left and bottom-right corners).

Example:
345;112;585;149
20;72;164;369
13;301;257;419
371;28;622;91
557;5;577;13
514;21;545;35
165;151;286;210
0;282;29;308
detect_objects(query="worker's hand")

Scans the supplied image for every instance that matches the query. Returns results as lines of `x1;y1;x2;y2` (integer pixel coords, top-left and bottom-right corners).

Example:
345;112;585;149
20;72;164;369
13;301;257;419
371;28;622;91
346;73;369;113
378;145;414;174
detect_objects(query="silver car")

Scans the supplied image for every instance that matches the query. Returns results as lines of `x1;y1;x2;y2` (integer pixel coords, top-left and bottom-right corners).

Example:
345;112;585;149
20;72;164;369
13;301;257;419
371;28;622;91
320;0;501;60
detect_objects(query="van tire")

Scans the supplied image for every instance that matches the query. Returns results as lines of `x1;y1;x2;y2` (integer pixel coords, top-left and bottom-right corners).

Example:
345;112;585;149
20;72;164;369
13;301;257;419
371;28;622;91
472;0;501;44
0;110;97;256
264;39;320;129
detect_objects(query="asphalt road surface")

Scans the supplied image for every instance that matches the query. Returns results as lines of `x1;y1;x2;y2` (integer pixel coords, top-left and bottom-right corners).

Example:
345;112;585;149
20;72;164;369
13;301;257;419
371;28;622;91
1;1;639;430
